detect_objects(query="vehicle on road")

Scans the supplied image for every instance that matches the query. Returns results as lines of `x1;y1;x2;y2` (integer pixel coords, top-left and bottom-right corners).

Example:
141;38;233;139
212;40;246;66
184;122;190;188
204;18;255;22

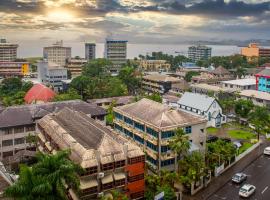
232;173;247;184
239;184;256;198
263;147;270;156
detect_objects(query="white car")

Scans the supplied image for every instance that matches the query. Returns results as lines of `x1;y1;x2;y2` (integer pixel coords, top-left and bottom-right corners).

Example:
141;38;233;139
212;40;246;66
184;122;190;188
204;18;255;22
264;147;270;156
239;184;256;198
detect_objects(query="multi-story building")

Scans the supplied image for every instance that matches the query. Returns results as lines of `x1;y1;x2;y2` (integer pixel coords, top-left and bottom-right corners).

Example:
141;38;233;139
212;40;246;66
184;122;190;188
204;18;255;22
221;78;256;91
142;74;183;95
178;92;226;128
241;43;270;62
0;100;106;161
43;41;71;67
188;45;212;62
239;90;270;108
38;60;67;92
255;67;270;93
0;39;18;62
104;39;127;73
66;58;87;78
139;60;171;72
85;43;96;61
37;108;145;200
0;62;29;78
113;98;207;172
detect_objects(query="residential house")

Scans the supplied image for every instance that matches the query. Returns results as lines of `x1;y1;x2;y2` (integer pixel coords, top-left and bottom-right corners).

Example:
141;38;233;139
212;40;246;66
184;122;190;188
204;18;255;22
221;78;256;91
239;90;270;108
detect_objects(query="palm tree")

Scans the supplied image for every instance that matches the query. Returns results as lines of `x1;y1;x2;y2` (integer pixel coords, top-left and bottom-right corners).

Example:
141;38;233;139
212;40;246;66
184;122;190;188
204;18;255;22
169;128;190;172
4;165;53;199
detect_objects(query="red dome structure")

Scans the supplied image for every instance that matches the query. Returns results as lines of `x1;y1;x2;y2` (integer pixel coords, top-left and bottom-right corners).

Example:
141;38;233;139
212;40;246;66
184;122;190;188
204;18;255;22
24;84;56;104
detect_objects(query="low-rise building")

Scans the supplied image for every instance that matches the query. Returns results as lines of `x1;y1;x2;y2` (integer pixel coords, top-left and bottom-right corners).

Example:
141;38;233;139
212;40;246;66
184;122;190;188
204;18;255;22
87;96;134;109
0;61;29;78
178;92;226;128
66;58;87;78
37;108;145;200
239;90;270;107
139;60;171;72
38;60;67;92
255;67;270;93
142;74;183;95
0;100;106;160
113;98;207;172
221;78;256;91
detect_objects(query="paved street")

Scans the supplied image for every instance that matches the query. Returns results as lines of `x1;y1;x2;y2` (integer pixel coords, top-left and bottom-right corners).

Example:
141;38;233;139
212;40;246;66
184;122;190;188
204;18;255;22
208;149;270;200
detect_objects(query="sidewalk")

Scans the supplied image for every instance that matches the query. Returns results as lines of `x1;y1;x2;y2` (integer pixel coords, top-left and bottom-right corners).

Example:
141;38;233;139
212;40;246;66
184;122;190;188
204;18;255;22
183;142;266;200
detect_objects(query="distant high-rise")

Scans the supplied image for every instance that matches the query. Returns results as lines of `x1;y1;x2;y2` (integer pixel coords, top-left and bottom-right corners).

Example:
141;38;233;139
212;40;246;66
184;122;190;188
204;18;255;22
43;40;71;67
0;39;18;62
85;43;96;61
188;45;212;63
104;39;127;73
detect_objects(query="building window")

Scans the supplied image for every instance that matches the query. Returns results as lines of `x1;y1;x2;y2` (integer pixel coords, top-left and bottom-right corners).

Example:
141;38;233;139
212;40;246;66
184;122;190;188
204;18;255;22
128;174;144;182
146;141;158;152
161;131;175;138
3;128;12;135
185;126;192;134
102;182;114;190
161;158;175;167
14;126;24;134
115;160;125;168
115;124;123;132
146;127;158;138
123;128;133;138
124;117;133;125
2;151;13;158
146;155;157;166
14;138;25;145
81;186;98;194
134;135;144;144
115;179;125;187
2;139;13;147
128;155;145;164
208;112;211;121
134;122;144;132
114;112;123;120
82;166;98;176
161;145;171;153
101;162;114;171
25;125;35;132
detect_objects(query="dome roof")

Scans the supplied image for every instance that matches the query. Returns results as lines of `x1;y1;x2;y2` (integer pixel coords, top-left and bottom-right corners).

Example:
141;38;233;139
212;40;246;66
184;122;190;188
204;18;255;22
24;84;56;104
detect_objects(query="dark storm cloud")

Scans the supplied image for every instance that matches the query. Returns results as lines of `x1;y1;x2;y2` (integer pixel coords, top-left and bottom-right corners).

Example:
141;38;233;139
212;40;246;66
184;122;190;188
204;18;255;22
0;0;44;14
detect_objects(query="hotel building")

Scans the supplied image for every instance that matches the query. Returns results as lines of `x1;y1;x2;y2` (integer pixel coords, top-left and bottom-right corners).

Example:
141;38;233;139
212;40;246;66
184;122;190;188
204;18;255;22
113;98;207;172
188;45;212;62
37;108;145;200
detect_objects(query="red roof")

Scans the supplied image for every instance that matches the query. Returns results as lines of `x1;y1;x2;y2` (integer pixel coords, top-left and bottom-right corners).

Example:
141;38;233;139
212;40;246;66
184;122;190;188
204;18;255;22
24;84;56;104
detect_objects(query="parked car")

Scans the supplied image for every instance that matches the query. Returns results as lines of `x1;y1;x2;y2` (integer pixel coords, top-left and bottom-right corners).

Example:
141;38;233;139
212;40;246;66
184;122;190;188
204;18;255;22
239;184;256;198
232;173;247;184
207;135;218;143
264;147;270;156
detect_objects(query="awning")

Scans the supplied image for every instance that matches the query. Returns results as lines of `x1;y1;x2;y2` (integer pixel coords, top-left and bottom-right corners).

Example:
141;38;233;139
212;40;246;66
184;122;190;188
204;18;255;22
80;177;98;190
102;174;113;184
113;172;126;180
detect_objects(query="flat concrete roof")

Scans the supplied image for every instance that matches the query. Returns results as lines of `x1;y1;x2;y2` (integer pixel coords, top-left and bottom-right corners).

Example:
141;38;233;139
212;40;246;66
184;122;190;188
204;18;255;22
221;78;256;86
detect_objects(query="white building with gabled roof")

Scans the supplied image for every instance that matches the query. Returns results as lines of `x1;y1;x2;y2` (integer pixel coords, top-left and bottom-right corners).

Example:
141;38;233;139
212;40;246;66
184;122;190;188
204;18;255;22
178;92;226;128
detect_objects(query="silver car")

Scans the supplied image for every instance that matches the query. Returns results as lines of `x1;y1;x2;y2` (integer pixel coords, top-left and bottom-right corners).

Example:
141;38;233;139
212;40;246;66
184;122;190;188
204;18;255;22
264;147;270;156
232;173;247;184
239;184;256;198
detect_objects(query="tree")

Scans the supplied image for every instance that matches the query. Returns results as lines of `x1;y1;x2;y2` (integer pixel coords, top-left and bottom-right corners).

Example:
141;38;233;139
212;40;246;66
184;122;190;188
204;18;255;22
0;77;22;95
106;100;116;125
145;93;162;103
234;99;254;118
70;75;92;99
169;128;190;171
235;67;247;78
118;67;141;94
82;58;111;77
249;106;270;140
184;71;200;82
54;88;81;101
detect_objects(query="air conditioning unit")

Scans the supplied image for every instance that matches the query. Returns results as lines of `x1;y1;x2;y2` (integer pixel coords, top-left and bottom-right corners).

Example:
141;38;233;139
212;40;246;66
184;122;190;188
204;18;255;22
98;172;104;179
98;192;104;197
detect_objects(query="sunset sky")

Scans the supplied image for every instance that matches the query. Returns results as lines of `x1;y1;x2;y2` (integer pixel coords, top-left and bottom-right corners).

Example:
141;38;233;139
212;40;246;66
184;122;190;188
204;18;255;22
0;0;270;56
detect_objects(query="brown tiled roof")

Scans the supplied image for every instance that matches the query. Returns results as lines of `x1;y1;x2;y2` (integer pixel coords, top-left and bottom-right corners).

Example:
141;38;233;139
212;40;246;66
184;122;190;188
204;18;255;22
0;100;106;128
114;98;206;130
212;66;230;75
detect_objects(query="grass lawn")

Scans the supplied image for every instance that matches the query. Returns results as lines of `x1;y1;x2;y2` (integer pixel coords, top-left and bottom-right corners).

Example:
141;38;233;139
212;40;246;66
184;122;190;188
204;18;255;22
238;143;253;154
227;130;256;140
207;127;219;135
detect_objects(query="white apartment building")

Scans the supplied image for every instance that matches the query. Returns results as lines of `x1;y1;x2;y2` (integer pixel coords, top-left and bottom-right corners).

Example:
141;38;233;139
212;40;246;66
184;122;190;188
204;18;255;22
43;41;71;67
0;39;18;62
188;45;212;62
221;78;256;91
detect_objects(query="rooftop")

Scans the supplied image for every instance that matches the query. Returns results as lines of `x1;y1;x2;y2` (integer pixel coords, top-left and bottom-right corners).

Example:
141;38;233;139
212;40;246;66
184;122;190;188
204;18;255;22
190;83;230;92
87;96;133;105
114;98;206;130
221;78;256;86
178;92;216;112
240;90;270;101
256;67;270;77
211;66;231;75
143;74;181;83
0;100;106;128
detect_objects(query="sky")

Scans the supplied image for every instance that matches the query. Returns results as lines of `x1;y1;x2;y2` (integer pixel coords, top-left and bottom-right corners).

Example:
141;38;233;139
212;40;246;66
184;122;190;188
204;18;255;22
0;0;270;57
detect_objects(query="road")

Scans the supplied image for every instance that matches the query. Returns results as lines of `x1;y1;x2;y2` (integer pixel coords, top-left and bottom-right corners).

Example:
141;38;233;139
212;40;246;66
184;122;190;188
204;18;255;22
208;153;270;200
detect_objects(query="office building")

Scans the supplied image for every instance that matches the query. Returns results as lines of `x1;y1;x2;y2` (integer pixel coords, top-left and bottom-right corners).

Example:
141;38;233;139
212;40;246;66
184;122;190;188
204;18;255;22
255;67;270;93
113;98;207;172
104;39;127;73
0;100;106;161
178;92;226;128
66;58;87;78
0;39;18;62
85;43;96;61
188;45;212;62
241;43;270;62
139;60;171;72
37;108;145;200
0;62;29;78
43;41;71;66
37;60;67;92
142;74;183;95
